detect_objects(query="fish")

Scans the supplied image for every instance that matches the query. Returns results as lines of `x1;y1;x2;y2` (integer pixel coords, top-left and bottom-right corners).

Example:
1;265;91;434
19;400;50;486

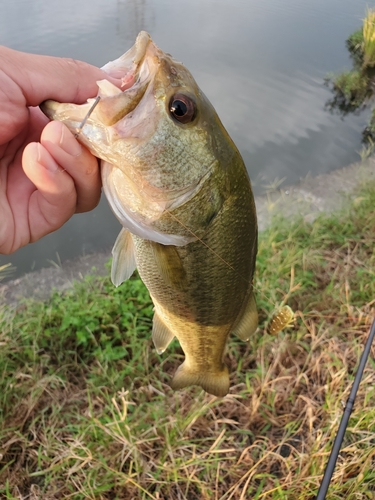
41;31;258;397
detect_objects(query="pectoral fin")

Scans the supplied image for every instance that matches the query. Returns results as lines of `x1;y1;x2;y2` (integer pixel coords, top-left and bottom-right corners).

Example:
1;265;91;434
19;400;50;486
152;313;175;354
150;242;186;290
111;228;136;287
232;292;258;341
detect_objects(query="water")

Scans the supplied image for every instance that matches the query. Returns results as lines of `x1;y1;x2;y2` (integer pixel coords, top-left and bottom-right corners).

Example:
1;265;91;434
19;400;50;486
0;0;370;277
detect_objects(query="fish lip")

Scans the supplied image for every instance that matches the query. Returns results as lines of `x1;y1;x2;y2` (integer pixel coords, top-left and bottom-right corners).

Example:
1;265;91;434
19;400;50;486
40;99;58;118
101;31;152;89
132;31;152;65
40;32;156;129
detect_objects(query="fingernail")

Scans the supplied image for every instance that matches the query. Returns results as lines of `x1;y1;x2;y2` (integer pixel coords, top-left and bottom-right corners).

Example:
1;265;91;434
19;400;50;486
37;144;59;172
59;124;82;156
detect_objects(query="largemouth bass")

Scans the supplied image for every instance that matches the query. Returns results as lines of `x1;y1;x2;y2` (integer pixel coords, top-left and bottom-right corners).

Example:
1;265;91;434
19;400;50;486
41;32;258;397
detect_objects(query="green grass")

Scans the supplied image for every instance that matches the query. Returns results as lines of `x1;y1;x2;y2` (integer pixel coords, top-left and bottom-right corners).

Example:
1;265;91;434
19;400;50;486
333;70;368;105
325;70;370;114
363;8;375;68
325;8;375;142
2;183;375;498
346;28;364;65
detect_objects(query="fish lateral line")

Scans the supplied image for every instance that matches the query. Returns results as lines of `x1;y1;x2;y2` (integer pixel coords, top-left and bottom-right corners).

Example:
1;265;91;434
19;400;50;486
74;96;101;138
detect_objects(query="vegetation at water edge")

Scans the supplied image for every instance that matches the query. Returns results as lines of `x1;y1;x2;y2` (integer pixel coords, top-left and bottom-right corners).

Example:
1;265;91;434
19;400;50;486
325;7;375;154
363;7;375;68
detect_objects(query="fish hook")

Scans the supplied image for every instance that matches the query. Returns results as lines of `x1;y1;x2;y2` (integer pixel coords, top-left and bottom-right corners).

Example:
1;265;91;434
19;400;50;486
74;96;101;138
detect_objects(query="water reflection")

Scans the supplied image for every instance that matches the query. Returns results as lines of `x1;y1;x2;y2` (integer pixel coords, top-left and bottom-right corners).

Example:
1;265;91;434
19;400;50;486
0;0;372;277
116;0;154;43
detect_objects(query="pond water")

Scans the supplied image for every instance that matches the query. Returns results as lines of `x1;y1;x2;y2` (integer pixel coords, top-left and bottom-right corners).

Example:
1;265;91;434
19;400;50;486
0;0;371;277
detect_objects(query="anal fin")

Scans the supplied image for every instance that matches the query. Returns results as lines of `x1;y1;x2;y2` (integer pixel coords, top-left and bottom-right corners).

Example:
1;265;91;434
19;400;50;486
232;292;258;341
152;313;175;354
170;362;230;397
111;228;136;287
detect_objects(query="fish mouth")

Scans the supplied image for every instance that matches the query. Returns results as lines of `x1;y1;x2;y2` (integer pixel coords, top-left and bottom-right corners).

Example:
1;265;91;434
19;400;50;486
101;30;151;81
40;32;204;243
40;31;156;147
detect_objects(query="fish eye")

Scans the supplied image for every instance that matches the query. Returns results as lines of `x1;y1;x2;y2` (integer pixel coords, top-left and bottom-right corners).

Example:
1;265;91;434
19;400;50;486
169;94;196;124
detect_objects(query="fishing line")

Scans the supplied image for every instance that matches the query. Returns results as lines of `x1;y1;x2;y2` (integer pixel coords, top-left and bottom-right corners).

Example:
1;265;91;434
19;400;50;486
165;208;293;316
316;316;375;499
74;99;290;315
165;209;248;284
74;101;290;316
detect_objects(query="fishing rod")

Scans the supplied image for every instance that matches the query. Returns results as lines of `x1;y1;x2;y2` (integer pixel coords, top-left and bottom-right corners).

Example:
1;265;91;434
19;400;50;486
316;316;375;500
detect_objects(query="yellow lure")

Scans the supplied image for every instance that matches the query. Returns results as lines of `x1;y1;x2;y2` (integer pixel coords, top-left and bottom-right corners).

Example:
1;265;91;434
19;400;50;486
269;306;295;335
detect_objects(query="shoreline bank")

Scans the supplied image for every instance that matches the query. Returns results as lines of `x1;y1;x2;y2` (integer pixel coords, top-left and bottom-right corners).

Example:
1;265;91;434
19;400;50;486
2;156;375;307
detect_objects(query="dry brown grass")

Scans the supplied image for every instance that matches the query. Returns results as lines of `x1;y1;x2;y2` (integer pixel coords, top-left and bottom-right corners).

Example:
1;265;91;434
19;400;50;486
2;185;375;498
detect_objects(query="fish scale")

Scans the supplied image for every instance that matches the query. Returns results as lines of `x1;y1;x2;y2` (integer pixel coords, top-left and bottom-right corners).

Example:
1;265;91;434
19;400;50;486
137;124;216;190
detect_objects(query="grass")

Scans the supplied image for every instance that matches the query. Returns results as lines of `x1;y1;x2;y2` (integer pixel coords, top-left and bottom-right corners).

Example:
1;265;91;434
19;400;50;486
343;7;375;69
363;7;375;68
0;264;15;283
2;182;375;498
325;7;375;149
325;70;369;113
346;29;364;66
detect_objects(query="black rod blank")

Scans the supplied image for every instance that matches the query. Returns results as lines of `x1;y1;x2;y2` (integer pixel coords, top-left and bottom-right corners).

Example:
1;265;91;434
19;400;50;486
316;317;375;499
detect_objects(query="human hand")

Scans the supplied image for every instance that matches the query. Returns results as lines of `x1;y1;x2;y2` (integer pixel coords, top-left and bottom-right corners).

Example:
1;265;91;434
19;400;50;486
0;46;116;254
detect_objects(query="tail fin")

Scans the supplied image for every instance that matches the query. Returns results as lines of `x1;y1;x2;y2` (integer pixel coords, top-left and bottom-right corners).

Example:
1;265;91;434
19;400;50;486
170;362;230;397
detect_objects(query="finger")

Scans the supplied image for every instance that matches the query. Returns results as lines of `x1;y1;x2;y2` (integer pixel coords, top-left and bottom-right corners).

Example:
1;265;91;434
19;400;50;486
0;46;122;107
22;142;77;242
40;121;101;213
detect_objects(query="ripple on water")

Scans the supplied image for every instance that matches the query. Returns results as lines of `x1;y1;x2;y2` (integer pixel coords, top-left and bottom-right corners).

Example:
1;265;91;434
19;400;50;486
0;0;371;275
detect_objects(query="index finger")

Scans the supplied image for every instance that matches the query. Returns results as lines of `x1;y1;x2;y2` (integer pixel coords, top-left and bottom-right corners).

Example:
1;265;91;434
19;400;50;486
0;46;120;107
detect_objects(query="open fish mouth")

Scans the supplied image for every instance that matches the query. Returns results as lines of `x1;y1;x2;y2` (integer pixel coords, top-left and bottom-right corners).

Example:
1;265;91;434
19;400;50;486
40;31;156;149
101;30;151;83
40;32;203;245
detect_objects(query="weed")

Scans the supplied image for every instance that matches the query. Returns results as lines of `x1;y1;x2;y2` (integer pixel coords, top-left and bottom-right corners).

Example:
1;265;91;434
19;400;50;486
0;264;15;282
346;28;364;65
2;183;375;498
325;8;375;143
325;70;369;114
363;8;375;68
